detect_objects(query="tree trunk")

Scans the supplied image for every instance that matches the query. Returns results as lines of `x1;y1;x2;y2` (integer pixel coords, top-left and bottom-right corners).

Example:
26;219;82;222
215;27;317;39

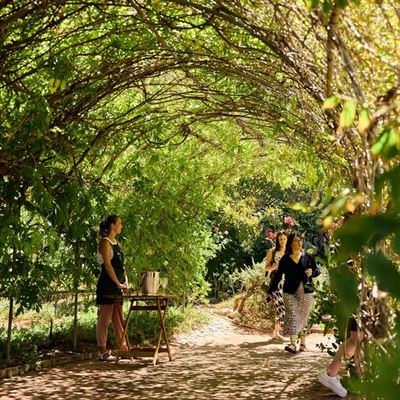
234;285;257;314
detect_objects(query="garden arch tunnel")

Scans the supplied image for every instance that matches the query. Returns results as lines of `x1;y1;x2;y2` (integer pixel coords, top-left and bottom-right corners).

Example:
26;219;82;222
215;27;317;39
2;0;397;194
0;0;398;350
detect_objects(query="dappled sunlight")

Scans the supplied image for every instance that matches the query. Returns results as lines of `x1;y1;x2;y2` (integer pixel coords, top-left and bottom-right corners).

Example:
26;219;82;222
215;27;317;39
0;332;343;399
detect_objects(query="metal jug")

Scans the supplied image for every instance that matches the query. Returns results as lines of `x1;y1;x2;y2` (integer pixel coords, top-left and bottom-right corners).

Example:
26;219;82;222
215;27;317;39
140;271;160;295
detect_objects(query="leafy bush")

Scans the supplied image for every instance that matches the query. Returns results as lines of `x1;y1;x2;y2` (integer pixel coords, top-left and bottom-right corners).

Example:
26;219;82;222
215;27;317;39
206;176;325;300
0;303;209;367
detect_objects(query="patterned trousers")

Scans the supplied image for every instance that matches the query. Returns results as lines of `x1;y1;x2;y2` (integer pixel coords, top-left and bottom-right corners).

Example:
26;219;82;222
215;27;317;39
271;279;285;325
282;283;314;336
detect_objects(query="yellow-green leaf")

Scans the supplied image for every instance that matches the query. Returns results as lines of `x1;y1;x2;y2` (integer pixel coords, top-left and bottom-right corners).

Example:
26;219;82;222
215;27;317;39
49;78;55;94
323;215;333;230
306;0;320;9
358;108;370;133
286;202;312;212
322;95;341;110
49;78;61;94
371;128;400;159
339;100;357;129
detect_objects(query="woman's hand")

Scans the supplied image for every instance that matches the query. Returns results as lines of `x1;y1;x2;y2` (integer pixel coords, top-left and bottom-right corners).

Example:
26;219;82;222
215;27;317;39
119;282;128;291
266;262;278;274
305;268;313;277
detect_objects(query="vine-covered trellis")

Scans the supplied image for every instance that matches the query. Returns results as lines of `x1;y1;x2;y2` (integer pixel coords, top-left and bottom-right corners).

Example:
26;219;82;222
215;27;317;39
0;1;399;395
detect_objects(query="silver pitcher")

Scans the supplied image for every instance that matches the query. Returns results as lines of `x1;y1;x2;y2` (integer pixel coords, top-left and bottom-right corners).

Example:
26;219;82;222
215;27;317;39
140;271;160;295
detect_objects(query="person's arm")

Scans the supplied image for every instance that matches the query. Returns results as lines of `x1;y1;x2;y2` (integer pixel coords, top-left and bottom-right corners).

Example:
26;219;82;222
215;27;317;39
305;255;320;278
123;272;129;291
99;240;125;289
309;255;320;277
265;249;275;273
117;241;129;290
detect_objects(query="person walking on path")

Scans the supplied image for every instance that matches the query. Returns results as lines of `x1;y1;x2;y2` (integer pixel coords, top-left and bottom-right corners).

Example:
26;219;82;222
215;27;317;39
317;317;363;397
265;231;287;340
96;215;129;361
268;233;320;353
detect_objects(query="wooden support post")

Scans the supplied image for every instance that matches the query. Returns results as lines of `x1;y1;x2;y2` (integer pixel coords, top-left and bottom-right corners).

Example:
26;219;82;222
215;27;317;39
73;290;78;350
6;297;14;364
116;298;133;363
72;243;81;350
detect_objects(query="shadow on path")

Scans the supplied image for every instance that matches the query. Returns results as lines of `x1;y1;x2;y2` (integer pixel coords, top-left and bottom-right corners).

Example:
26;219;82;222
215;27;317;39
0;316;344;399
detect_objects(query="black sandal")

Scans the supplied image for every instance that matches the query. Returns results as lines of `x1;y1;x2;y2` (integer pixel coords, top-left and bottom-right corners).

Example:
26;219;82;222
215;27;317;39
284;344;297;353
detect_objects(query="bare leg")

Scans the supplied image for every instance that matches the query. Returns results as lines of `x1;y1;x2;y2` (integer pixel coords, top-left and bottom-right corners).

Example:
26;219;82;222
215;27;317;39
272;323;283;338
97;304;114;352
111;302;128;352
327;330;363;376
284;334;298;353
299;333;310;351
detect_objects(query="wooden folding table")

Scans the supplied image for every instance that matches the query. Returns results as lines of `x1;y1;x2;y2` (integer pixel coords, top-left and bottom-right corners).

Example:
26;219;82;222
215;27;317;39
114;294;173;365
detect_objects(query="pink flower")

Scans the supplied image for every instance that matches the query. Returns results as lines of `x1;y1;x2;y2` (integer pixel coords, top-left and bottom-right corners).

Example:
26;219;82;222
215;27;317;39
213;226;219;233
283;216;292;225
284;216;298;227
266;230;276;240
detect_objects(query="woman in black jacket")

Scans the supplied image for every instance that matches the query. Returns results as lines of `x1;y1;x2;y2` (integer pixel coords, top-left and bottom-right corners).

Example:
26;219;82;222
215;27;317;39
268;233;320;353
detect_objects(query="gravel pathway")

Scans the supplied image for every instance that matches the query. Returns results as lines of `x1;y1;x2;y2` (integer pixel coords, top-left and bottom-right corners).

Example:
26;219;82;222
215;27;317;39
0;313;344;399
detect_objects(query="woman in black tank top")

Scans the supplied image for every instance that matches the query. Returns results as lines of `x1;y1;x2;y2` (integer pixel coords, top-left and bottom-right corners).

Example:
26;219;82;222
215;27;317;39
96;215;129;361
96;238;126;304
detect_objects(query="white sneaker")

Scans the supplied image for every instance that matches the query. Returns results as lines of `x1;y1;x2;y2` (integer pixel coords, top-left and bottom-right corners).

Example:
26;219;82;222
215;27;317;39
317;369;347;397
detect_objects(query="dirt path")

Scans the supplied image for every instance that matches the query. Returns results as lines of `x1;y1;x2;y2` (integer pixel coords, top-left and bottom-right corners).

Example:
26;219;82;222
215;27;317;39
0;313;342;399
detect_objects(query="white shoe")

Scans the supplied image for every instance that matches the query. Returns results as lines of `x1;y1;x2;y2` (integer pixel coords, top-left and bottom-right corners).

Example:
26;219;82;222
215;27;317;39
317;369;347;397
98;351;116;361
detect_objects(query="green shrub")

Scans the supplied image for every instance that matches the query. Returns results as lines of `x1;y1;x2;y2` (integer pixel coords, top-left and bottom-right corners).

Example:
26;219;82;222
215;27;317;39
0;302;209;367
